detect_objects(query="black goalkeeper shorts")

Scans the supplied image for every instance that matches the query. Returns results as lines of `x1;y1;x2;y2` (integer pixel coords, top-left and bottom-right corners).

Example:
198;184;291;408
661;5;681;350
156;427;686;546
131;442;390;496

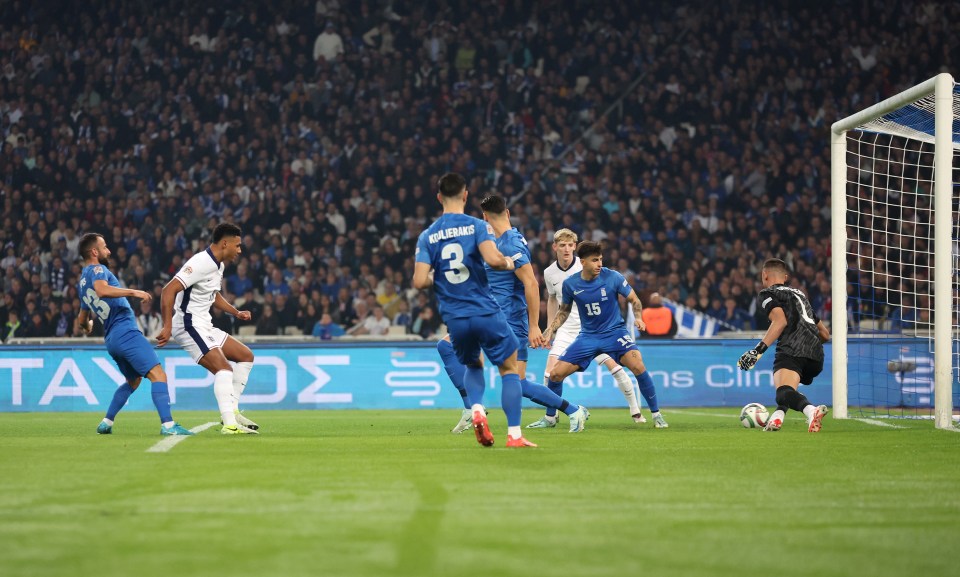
772;353;824;385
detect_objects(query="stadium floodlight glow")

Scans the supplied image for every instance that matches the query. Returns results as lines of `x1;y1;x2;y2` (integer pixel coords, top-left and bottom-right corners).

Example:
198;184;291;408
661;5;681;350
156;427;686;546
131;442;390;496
831;72;958;429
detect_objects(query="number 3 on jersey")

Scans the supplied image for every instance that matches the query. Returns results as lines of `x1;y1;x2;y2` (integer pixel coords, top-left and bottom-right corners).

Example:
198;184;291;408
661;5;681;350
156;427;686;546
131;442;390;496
441;243;470;284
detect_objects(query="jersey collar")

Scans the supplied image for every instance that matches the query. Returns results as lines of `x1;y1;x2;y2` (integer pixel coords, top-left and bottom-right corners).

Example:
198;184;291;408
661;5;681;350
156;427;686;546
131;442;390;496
557;256;577;272
206;247;221;267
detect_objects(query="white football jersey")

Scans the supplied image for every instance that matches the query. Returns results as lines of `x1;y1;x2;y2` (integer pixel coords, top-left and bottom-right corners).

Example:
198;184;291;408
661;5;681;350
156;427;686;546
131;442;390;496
173;248;224;325
543;257;583;332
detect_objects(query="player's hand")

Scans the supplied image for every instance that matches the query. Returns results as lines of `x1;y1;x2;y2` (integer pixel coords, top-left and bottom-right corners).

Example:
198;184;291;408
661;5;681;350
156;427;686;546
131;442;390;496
133;290;152;302
634;318;646;333
528;326;543;349
235;310;252;321
541;329;554;348
157;326;172;348
738;349;763;370
78;319;93;335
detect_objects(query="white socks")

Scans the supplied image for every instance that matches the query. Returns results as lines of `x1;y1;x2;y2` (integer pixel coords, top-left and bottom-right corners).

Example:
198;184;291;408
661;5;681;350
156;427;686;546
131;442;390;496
770;409;786;423
802;405;817;421
508;426;522;439
471;403;485;415
214;369;237;426
232;361;253;411
102;418;113;426
611;367;641;415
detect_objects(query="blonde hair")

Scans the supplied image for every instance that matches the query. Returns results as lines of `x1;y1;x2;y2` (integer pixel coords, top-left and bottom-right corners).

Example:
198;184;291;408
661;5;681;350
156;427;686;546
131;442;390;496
553;228;578;244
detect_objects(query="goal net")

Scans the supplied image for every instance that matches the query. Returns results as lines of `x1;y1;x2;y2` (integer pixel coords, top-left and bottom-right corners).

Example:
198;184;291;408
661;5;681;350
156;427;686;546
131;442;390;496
831;73;959;428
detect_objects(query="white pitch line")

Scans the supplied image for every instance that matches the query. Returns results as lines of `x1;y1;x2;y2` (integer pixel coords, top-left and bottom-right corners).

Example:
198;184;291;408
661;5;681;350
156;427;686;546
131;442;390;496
146;422;219;453
852;418;908;429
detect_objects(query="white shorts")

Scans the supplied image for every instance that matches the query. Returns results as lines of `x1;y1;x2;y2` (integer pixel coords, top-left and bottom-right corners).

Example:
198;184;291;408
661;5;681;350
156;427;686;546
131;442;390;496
172;321;229;363
548;327;611;366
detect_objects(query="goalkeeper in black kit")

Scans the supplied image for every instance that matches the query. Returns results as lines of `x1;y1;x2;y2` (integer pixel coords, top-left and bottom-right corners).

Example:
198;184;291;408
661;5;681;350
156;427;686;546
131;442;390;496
738;258;830;432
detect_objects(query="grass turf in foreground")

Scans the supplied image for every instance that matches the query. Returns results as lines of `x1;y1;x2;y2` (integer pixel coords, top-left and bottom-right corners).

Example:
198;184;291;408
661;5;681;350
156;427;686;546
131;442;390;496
0;408;957;577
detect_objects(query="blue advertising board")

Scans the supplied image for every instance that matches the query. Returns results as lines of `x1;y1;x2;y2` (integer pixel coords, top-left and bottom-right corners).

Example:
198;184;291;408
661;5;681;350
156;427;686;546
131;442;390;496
0;338;938;413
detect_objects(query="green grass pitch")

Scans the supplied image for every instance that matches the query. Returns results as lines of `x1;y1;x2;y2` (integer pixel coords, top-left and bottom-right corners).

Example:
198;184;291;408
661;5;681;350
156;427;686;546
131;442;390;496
0;409;957;577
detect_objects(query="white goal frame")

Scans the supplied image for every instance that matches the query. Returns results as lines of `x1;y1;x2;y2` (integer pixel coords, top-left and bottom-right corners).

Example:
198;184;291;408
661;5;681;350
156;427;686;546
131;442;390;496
830;72;955;429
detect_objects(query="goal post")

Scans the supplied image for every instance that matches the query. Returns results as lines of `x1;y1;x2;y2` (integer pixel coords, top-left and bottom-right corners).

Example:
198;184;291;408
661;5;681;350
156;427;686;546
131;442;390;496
831;72;957;429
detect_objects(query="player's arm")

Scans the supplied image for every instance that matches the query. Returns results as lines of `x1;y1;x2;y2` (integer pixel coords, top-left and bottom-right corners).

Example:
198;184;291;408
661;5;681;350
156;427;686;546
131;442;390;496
515;263;542;347
547;296;558;327
213;292;252;321
817;320;830;343
478;240;514;271
738;306;787;370
76;308;93;335
93;280;152;302
412;262;434;289
543;302;572;345
157;278;185;347
625;289;646;333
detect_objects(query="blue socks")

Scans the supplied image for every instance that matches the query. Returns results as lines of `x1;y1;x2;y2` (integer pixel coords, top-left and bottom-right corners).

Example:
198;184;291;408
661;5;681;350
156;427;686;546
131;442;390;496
636;371;659;413
500;373;522;427
522;380;576;415
545;379;563;417
151;381;173;423
105;383;134;420
463;366;486;407
437;339;470;409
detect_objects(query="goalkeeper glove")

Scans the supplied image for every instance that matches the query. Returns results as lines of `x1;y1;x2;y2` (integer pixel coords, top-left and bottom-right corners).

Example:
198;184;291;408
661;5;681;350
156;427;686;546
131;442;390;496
738;341;768;371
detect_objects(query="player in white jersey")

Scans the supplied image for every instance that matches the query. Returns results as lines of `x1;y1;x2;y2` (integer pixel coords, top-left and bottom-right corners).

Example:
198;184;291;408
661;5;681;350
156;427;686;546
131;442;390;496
527;228;668;428
157;223;260;435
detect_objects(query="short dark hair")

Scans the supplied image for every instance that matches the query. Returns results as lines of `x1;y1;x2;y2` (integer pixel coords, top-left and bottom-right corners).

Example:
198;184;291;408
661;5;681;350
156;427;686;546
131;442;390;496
212;223;242;243
576;241;603;259
79;233;102;260
437;172;466;198
762;258;789;275
479;194;507;214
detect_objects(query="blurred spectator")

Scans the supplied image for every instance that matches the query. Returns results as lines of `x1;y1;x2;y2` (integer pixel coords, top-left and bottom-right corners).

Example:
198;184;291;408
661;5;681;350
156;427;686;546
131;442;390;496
256;305;281;336
3;311;21;342
312;313;346;340
136;300;162;339
641;293;677;338
411;306;440;339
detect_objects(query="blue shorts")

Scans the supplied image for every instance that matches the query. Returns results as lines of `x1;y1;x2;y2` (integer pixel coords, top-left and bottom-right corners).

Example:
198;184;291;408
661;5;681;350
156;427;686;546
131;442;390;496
559;329;638;371
507;320;529;362
106;329;162;381
447;311;519;366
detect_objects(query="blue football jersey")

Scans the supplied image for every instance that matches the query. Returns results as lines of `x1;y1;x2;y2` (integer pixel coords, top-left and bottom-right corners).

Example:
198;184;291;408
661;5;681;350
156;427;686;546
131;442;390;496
485;227;531;326
78;264;139;338
416;213;501;319
561;267;633;334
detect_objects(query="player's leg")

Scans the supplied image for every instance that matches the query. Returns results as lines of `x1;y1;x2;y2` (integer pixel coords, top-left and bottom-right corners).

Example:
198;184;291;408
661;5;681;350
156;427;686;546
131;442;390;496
199;348;255;435
598;354;644;422
480;315;531;446
437;335;473;433
769;356;827;432
530;329;574;426
143;363;193;436
98;344;140;434
519;358;585;426
221;335;258;430
547;338;594;433
617;348;668;428
449;318;493;446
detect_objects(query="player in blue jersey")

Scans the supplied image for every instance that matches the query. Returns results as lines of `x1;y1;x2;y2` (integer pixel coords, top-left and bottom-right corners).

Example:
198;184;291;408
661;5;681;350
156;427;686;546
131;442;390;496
413;173;536;448
76;233;192;436
542;241;668;428
439;195;588;436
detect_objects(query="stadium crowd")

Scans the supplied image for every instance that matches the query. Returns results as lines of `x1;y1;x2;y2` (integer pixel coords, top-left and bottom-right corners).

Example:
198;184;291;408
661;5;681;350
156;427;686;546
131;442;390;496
0;0;956;342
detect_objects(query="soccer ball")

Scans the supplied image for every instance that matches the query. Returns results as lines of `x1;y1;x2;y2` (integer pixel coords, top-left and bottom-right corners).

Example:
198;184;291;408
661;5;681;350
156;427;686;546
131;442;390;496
740;403;769;429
